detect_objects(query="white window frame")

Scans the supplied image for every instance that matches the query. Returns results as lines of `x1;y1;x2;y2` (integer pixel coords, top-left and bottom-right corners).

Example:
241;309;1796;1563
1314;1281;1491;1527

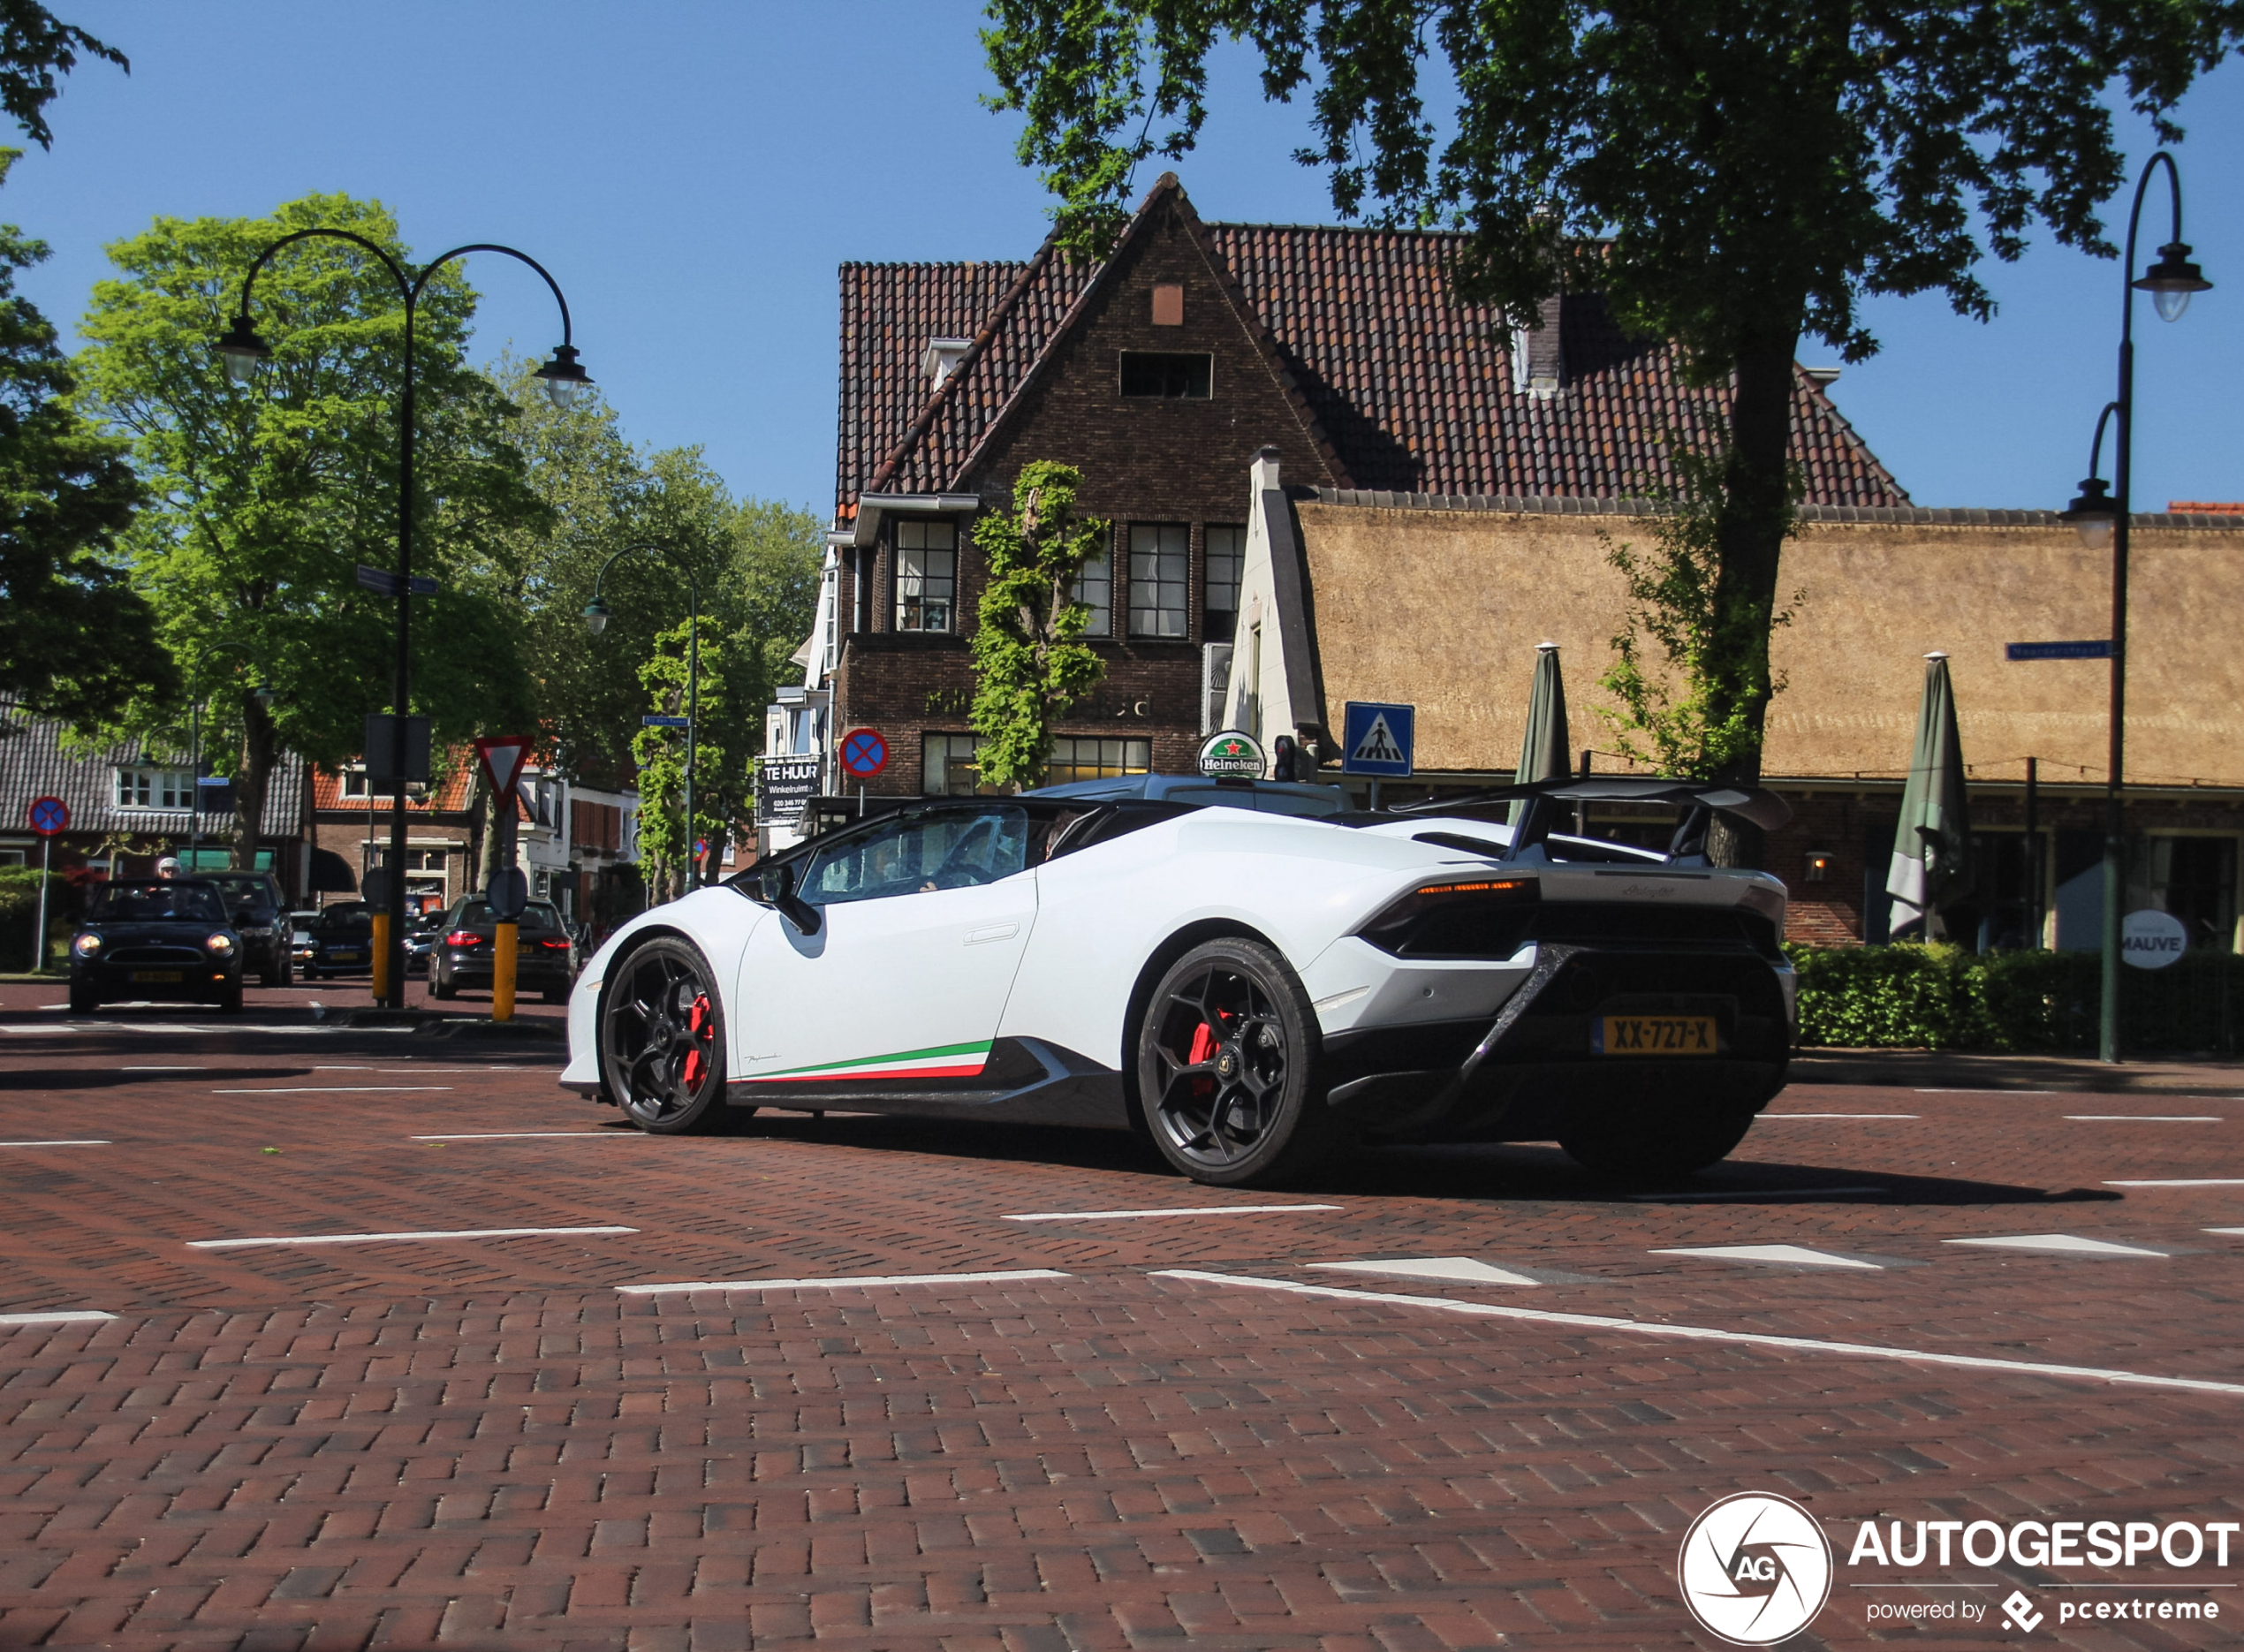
115;766;192;810
894;520;958;633
1073;548;1113;638
1128;523;1189;639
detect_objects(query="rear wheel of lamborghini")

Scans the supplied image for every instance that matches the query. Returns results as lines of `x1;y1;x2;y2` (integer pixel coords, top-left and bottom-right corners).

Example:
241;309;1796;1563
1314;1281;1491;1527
1135;937;1333;1186
1559;1100;1757;1182
600;937;736;1135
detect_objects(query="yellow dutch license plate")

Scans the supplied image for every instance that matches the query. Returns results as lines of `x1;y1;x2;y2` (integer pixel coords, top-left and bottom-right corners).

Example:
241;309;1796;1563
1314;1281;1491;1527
131;970;183;984
1597;1014;1717;1056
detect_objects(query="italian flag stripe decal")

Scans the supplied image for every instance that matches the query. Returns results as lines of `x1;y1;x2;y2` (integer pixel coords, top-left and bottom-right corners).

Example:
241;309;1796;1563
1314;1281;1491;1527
742;1039;992;1084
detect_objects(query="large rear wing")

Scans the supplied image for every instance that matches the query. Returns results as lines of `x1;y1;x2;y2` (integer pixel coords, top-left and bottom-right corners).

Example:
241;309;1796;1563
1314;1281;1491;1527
1391;776;1791;864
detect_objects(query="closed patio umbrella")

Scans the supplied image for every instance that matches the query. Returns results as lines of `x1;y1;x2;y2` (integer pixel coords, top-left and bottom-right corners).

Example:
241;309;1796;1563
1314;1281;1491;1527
1887;650;1973;939
1511;641;1570;825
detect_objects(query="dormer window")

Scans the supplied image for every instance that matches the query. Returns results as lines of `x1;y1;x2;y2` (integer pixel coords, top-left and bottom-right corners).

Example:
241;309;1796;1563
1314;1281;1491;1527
920;337;972;390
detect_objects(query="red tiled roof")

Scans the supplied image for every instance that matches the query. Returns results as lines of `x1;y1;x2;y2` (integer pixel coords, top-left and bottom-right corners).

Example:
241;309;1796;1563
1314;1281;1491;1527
835;182;1910;513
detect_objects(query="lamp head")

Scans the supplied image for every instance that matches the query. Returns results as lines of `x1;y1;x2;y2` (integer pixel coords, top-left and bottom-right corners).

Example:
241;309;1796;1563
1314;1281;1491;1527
534;344;594;410
2060;476;2118;550
214;314;273;384
249;682;277;708
2136;241;2211;322
582;595;611;636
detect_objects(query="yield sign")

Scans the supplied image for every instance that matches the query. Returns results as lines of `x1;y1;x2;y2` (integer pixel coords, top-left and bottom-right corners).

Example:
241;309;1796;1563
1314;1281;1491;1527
474;734;533;802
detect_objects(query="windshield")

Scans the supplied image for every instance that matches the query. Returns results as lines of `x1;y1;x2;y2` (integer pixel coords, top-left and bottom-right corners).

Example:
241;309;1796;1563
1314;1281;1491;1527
316;906;372;933
205;875;277;911
89;882;225;923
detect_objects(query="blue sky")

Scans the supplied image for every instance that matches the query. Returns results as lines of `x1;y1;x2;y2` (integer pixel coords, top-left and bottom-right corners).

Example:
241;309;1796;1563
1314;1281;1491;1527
12;3;2242;515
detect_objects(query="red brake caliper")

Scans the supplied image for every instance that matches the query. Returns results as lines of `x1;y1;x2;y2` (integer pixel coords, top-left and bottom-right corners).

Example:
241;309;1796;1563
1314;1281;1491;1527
683;994;712;1087
1186;1022;1217;1065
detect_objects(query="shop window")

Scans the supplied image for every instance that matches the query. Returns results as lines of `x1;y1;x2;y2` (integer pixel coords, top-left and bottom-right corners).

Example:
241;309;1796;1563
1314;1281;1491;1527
1046;738;1152;786
923;732;1003;796
2144;835;2238;952
1204;524;1244;642
1119;352;1211;398
1128;523;1189;638
894;520;957;633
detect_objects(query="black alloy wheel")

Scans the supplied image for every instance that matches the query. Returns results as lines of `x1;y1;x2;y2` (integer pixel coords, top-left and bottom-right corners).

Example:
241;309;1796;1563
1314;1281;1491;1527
599;937;741;1134
1136;937;1333;1186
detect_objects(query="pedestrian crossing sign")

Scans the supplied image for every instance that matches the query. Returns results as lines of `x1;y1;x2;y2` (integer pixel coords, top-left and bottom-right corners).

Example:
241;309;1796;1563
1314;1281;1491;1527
1341;701;1414;777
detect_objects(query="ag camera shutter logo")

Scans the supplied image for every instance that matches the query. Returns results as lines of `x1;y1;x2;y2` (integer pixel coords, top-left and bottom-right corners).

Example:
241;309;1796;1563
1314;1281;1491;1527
1679;1492;1834;1644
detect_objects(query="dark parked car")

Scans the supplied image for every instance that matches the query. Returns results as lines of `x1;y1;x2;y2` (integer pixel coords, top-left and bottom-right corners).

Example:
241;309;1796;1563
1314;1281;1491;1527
69;879;244;1014
303;903;375;978
430;898;576;1002
200;869;292;987
403;910;444;975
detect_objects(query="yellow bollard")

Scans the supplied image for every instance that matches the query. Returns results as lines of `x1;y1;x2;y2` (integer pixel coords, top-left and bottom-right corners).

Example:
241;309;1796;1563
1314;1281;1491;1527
493;921;518;1022
370;911;390;1003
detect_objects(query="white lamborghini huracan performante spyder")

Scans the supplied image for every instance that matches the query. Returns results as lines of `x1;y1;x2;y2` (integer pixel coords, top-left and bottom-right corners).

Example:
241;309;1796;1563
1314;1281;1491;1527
559;777;1798;1186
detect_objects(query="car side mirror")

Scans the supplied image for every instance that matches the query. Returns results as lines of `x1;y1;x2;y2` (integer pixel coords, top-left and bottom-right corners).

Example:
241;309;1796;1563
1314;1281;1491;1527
756;863;821;936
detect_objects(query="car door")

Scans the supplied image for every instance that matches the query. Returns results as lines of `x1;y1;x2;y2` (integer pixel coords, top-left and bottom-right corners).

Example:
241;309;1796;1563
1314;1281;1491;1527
732;804;1038;1088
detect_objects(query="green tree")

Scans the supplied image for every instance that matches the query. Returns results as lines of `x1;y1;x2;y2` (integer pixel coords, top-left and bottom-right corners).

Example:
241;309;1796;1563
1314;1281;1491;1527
72;193;545;866
982;1;2242;844
969;460;1108;791
0;150;165;726
0;2;125;150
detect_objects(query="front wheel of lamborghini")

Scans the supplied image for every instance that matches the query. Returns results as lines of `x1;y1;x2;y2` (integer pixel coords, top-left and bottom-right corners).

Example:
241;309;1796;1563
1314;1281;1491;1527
1135;937;1334;1186
600;937;736;1134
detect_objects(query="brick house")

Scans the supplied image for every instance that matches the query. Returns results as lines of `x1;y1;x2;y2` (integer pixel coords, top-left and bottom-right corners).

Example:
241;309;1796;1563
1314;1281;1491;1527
823;172;1903;799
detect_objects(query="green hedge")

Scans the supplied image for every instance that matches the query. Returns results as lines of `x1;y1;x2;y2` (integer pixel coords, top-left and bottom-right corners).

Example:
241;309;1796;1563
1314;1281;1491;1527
1787;943;2244;1052
0;867;70;970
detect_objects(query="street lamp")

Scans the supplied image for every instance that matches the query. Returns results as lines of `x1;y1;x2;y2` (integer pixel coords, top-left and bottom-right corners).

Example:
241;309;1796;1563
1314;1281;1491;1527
183;640;277;873
585;548;705;888
2058;149;2210;1065
216;231;589;1006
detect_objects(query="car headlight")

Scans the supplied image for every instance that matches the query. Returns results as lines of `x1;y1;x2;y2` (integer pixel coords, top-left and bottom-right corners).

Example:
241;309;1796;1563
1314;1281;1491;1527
206;932;236;956
72;932;101;958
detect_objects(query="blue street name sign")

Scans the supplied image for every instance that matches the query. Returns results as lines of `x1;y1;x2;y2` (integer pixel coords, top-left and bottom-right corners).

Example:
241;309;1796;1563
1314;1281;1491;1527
2006;640;2113;661
354;564;439;598
1341;701;1415;777
641;715;691;728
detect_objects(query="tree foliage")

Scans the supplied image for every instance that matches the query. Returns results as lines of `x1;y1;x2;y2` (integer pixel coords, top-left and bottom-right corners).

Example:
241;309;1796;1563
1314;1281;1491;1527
981;0;2244;850
1596;452;1798;780
969;461;1108;791
72;193;548;865
0;149;164;726
0;0;125;150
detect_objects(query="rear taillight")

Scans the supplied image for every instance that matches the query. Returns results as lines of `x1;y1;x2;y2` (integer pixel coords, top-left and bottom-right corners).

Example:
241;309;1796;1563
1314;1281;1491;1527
539;938;570;951
1358;876;1538;958
444;930;484;947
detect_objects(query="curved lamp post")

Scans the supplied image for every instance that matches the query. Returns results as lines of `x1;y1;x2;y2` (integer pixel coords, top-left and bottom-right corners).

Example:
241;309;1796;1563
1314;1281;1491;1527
216;231;590;1004
2055;149;2210;1064
584;548;704;888
183;640;277;872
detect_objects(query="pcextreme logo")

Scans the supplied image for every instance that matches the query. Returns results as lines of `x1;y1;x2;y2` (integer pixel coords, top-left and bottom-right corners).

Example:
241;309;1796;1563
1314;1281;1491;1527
1679;1492;1836;1645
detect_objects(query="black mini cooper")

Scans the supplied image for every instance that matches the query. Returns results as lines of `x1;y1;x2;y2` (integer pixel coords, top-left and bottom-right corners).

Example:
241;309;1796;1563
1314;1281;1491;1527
69;879;245;1013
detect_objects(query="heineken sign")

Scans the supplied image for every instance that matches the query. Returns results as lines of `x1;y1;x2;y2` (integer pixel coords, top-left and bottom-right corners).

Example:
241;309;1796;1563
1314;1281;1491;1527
1198;730;1266;779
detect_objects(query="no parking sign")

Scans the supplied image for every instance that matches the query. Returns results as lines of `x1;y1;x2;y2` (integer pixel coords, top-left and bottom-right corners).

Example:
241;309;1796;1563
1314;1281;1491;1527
838;727;889;781
27;796;67;836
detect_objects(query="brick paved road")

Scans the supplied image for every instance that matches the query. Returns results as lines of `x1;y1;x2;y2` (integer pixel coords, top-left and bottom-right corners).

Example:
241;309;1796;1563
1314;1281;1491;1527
4;993;2242;1650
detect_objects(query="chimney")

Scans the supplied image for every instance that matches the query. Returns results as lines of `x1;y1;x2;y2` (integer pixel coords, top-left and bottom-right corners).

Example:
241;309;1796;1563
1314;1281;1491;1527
1251;444;1281;494
920;337;972;389
1511;294;1563;399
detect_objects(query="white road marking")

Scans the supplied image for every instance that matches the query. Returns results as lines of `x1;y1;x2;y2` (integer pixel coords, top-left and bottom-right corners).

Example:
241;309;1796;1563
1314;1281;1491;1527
1002;1204;1344;1222
1626;1186;1887;1202
411;1132;637;1141
2109;1178;2244;1187
2066;1115;2222;1123
1153;1269;2244;1398
0;1140;110;1148
0;1310;114;1326
2199;1228;2244;1238
1760;1113;1920;1119
618;1269;1071;1295
1945;1234;2169;1257
1653;1243;1884;1270
210;1086;454;1094
122;1065;206;1071
1311;1257;1540;1286
188;1225;637;1250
